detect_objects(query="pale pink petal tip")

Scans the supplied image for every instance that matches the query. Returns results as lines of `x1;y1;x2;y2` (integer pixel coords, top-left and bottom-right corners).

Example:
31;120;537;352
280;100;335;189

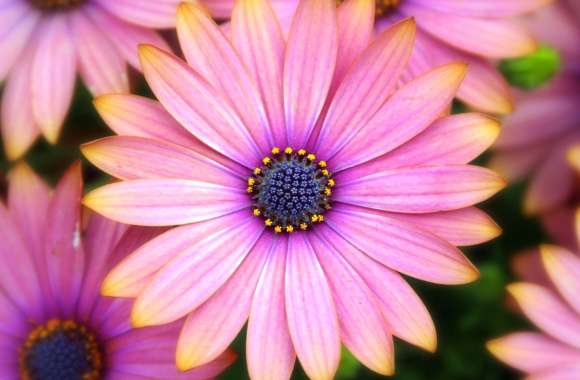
567;145;580;172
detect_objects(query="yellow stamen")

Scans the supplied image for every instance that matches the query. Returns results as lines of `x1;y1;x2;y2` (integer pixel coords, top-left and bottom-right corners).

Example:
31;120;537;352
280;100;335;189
271;147;280;155
286;225;294;233
247;177;255;186
254;167;262;175
265;219;273;226
262;157;271;165
307;154;316;161
284;147;293;154
253;208;261;216
297;149;307;156
274;225;283;233
318;160;327;168
328;179;335;187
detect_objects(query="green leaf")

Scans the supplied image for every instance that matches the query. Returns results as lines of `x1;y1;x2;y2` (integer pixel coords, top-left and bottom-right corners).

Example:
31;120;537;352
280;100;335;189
499;44;561;90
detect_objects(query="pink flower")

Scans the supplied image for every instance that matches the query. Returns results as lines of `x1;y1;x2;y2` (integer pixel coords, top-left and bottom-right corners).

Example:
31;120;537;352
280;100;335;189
82;0;505;378
0;0;173;160
0;163;234;379
490;0;580;236
487;212;580;379
370;0;552;115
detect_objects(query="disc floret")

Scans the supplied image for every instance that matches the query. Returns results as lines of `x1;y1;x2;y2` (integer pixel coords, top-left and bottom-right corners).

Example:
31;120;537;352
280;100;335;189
248;147;334;233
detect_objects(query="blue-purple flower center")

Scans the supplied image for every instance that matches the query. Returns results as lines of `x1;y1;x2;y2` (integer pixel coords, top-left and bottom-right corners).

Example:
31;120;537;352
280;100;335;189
20;319;103;380
248;147;334;233
29;0;84;10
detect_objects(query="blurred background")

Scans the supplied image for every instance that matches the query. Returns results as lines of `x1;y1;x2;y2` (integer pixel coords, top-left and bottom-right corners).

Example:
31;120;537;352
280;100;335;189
0;41;561;380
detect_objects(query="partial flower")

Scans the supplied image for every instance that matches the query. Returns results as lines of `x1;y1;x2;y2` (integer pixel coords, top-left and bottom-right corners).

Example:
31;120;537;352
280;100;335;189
82;0;504;379
487;216;580;379
491;0;580;237
369;0;551;115
0;163;234;379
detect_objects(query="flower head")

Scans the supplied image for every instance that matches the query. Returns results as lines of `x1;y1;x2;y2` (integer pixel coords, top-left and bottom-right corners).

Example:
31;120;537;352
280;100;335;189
491;0;580;241
488;210;580;379
83;0;505;378
0;163;234;379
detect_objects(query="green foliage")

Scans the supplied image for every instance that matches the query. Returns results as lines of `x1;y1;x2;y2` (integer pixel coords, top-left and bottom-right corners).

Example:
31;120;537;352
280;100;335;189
499;45;561;90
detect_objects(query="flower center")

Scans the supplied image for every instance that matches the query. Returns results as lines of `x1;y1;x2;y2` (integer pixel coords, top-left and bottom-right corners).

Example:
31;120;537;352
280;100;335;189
20;319;103;380
28;0;85;10
248;147;334;233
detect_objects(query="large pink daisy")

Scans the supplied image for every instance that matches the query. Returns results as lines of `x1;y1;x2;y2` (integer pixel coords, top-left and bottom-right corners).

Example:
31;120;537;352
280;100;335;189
487;213;580;379
491;0;580;242
0;163;234;379
82;0;505;378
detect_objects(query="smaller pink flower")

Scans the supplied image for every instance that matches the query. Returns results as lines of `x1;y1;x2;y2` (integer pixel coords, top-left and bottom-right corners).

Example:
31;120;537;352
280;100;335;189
491;0;580;233
0;0;297;160
487;211;580;379
0;163;234;379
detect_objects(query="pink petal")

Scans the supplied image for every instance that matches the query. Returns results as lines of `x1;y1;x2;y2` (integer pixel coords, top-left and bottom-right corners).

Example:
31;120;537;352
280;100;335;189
496;94;580;149
407;0;553;17
406;30;513;114
490;144;549;182
527;366;580;380
316;224;436;352
283;0;337;148
330;63;467;171
93;94;248;177
314;18;416;158
109;323;236;380
326;204;479;284
44;163;85;317
401;3;537;58
487;332;580;373
95;0;180;28
94;94;194;147
83;178;248;226
285;234;340;380
7;162;50;255
88;5;169;69
231;0;287;145
31;15;76;143
175;234;270;370
71;7;129;95
310;233;395;375
335;165;505;213
0;203;43;320
76;214;129;318
139;45;261;167
1;52;40;160
332;0;375;87
508;283;580;349
524;145;576;215
131;217;263;327
389;207;501;246
339;113;500;178
541;245;580;315
247;237;296;380
177;2;272;152
0;4;39;82
82;136;244;186
101;212;249;298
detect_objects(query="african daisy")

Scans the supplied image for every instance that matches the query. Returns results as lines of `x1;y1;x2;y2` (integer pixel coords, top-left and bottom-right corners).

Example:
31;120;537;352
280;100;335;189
487;212;580;379
0;163;234;379
82;0;505;378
